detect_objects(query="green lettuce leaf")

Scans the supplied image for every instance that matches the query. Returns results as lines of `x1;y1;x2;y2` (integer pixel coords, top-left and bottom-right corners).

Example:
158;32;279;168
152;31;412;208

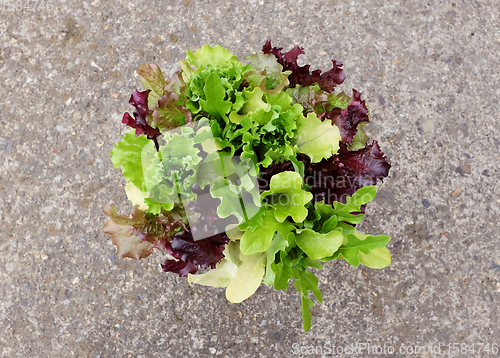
240;209;294;255
244;53;290;94
295;228;343;260
200;72;233;119
359;247;391;269
273;252;293;291
337;233;391;267
225;251;266;303
245;52;283;75
293;269;322;332
111;130;157;192
187;257;237;287
210;175;261;224
189;240;267;302
262;232;289;285
143;126;203;213
241;210;294;255
262;171;313;223
293;112;341;163
187;244;238;288
330;185;376;224
286;84;350;117
186;44;239;71
125;182;148;210
347;123;369;151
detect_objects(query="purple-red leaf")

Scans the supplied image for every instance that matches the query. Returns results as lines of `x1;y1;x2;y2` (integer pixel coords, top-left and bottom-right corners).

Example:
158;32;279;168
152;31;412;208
306;141;391;204
103;203;228;277
103;204;187;260
161;259;199;277
262;40;345;92
168;232;227;267
122;90;161;139
162;231;228;276
336;141;391;188
129;89;150;119
325;89;369;144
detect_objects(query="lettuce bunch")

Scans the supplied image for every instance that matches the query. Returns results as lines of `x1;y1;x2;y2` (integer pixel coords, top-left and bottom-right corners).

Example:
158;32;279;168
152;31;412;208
103;41;391;331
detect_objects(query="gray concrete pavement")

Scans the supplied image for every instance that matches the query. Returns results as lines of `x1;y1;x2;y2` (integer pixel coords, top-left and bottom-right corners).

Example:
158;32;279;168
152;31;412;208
1;0;499;357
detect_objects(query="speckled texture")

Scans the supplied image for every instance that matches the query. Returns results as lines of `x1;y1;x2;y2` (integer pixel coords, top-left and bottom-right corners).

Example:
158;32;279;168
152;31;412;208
1;0;499;357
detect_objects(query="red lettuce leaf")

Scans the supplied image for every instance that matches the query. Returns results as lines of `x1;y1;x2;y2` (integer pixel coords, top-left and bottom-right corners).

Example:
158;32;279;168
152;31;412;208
262;40;345;92
325;89;369;144
164;71;188;95
103;204;156;259
152;92;192;132
103;201;229;277
164;231;228;268
186;183;238;238
137;64;166;100
161;259;199;277
306;141;391;204
103;220;156;260
160;185;231;277
103;204;187;260
336;140;391;188
162;230;228;277
122;90;161;140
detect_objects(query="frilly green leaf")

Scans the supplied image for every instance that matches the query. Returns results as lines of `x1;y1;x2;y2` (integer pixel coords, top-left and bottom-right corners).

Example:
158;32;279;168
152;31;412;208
293;112;341;163
186;44;239;71
295;228;343;260
111;130;157;192
240;209;294;255
262;171;313;223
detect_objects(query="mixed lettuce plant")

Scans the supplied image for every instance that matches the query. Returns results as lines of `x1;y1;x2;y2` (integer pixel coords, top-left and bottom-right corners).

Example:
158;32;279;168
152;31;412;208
103;40;392;331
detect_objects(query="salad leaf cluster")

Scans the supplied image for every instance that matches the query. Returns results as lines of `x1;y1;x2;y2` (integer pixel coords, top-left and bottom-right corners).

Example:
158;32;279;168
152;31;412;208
103;41;392;331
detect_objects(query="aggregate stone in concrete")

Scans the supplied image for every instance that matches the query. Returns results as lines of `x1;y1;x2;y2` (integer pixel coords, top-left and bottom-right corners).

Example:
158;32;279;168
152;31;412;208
1;0;499;357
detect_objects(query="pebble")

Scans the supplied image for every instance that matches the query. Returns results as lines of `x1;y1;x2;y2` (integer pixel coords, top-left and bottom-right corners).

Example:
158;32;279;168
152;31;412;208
209;347;216;354
455;167;465;176
452;188;462;197
422;120;435;133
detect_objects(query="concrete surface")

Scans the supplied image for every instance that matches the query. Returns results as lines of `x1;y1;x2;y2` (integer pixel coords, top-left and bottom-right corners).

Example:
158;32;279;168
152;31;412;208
1;0;499;357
